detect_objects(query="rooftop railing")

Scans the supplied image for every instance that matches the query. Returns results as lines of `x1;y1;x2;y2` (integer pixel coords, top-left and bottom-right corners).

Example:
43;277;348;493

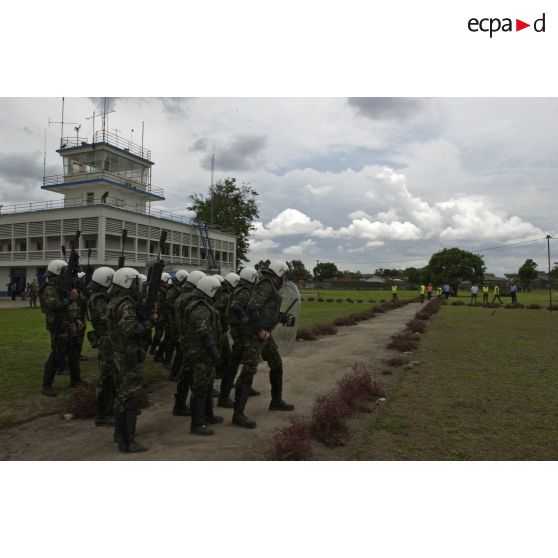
59;131;152;161
43;171;165;198
0;197;232;235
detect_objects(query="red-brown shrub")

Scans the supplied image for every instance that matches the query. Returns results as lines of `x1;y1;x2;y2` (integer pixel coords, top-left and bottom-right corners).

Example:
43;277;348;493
336;365;385;408
310;393;351;447
297;327;317;340
65;382;97;418
267;419;313;460
333;316;357;326
387;333;419;352
407;319;427;333
311;323;338;336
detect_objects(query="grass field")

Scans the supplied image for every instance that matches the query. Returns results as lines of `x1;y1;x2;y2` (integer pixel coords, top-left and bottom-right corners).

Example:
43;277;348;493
351;303;558;460
0;288;555;431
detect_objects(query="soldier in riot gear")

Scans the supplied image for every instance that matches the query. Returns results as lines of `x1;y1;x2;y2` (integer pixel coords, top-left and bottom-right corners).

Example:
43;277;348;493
107;267;155;453
172;270;206;417
151;271;171;359
218;267;257;408
213;273;237;385
39;259;86;397
87;267;117;426
232;261;295;428
76;271;89;361
182;275;223;435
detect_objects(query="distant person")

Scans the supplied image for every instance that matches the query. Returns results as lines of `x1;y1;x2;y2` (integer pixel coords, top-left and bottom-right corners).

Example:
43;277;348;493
418;284;426;303
391;283;398;301
10;280;17;301
470;283;479;303
442;283;450;300
101;191;109;204
492;284;503;304
482;285;489;304
29;278;38;308
436;286;442;298
426;283;433;300
510;282;518;304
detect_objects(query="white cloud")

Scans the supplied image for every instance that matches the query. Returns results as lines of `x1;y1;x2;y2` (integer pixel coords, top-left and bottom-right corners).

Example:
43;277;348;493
348;210;372;220
282;239;317;256
249;238;278;251
253;208;325;238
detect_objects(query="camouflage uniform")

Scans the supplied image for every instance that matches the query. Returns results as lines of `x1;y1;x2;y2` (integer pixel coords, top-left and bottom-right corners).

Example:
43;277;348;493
213;281;233;379
157;282;181;366
29;280;38;308
182;293;222;432
107;293;147;414
88;289;117;423
39;278;83;393
171;285;194;414
150;283;167;356
76;285;88;358
218;280;252;405
233;271;292;424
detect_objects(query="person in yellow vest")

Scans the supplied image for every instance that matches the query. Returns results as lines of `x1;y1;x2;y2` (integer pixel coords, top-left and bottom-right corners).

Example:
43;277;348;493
491;284;503;304
436;286;442;298
418;284;426;303
391;283;398;301
482;285;489;304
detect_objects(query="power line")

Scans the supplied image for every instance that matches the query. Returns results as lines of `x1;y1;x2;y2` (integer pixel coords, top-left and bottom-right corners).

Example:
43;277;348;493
329;236;549;266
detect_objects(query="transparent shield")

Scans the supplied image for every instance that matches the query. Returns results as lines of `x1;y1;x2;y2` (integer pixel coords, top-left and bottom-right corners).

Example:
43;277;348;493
272;281;300;355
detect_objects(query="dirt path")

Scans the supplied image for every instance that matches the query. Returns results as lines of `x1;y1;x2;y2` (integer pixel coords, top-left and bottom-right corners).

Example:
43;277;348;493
0;304;419;460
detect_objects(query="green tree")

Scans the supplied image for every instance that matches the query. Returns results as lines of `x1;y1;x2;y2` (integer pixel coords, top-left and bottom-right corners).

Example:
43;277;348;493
254;259;271;271
518;258;538;289
188;177;259;267
403;266;423;285
313;261;340;281
425;248;485;293
287;260;312;282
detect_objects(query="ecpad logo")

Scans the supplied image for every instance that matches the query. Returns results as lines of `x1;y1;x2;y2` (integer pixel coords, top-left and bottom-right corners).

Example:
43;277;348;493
468;13;546;37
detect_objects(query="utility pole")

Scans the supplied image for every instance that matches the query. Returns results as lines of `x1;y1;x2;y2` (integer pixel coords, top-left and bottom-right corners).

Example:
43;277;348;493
210;153;215;227
547;235;553;311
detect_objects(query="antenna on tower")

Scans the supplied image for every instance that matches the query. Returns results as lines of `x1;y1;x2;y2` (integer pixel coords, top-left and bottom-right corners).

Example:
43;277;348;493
86;101;114;143
210;153;215;226
43;129;47;183
74;124;81;144
48;97;77;148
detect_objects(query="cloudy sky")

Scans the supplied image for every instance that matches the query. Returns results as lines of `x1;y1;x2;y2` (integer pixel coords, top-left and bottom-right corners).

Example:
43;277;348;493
0;97;556;275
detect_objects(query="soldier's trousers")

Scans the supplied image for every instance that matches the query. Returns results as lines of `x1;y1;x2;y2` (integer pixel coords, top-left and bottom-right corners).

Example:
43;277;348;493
219;329;246;400
215;333;231;379
113;349;144;416
96;336;117;418
42;329;81;388
235;334;283;407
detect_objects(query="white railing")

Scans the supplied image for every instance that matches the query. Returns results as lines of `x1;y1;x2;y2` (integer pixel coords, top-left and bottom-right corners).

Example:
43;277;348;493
43;170;165;198
0;197;232;235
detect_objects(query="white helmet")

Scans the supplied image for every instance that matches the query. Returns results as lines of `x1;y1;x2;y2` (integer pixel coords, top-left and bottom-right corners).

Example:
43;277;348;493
224;272;240;288
161;272;171;285
213;274;224;283
187;270;206;287
92;267;114;288
112;267;140;289
175;269;189;285
197;275;220;298
47;259;68;276
77;271;86;280
138;273;147;287
268;260;289;278
239;267;258;284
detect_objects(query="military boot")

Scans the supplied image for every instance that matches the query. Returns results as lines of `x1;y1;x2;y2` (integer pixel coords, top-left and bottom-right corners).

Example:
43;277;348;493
232;374;257;429
217;362;238;408
205;383;223;424
172;381;191;416
95;386;115;426
190;387;214;436
41;358;58;397
118;397;148;453
269;367;295;411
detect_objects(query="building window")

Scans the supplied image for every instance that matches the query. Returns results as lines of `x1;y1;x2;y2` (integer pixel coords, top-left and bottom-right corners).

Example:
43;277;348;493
172;245;180;256
36;241;43;250
86;192;94;204
20;242;27;252
85;239;97;249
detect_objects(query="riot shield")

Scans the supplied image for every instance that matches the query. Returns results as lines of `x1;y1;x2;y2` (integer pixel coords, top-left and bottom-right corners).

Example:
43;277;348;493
272;281;300;355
